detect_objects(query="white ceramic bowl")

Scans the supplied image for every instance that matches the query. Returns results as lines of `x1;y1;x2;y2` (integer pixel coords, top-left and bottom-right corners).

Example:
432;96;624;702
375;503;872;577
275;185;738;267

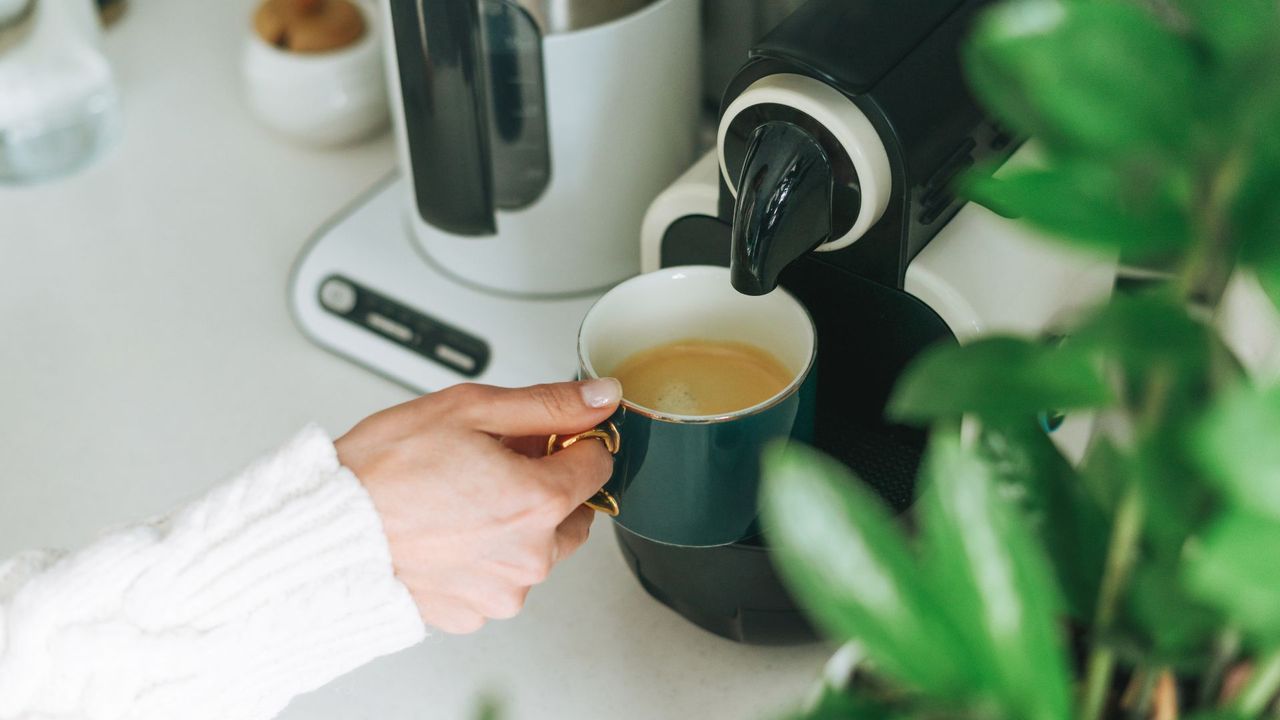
241;0;388;147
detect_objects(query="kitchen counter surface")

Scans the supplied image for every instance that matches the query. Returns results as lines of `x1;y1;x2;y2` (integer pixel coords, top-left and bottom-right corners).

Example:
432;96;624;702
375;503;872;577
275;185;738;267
0;1;833;718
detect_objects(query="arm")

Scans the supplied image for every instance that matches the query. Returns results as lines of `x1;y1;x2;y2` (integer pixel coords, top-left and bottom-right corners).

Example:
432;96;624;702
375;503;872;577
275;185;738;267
0;378;620;720
0;425;425;720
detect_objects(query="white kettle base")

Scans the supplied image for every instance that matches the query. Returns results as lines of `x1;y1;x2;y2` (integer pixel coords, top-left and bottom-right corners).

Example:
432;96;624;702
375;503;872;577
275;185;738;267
289;175;601;392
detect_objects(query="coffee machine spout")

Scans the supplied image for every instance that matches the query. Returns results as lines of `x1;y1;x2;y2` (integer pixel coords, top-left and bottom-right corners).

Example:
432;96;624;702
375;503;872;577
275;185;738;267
729;121;834;295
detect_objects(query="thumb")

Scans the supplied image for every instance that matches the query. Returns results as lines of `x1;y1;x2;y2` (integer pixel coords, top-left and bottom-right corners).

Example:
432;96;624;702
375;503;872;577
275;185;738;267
461;378;622;437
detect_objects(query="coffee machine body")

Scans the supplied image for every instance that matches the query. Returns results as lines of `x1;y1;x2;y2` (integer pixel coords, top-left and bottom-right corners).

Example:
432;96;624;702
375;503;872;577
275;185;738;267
624;0;1115;643
384;0;701;297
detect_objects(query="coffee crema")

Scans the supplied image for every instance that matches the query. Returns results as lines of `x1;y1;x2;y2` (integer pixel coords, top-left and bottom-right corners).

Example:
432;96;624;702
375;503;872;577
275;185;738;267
610;339;793;416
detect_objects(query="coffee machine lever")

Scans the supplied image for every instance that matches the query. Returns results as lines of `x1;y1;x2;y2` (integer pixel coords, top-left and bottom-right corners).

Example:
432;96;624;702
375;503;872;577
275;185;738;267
730;121;834;295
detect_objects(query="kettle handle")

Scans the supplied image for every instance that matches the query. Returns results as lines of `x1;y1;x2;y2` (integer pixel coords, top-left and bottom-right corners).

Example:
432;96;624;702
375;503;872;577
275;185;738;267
388;0;496;235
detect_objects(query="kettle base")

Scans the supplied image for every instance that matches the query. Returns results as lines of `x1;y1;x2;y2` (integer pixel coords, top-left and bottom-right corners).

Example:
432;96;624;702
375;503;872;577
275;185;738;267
289;175;602;392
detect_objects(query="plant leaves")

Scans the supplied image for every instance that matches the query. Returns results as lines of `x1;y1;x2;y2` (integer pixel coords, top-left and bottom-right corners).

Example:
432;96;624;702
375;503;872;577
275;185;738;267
889;336;1112;426
1077;435;1128;516
1236;130;1280;314
978;419;1108;621
761;443;975;696
916;433;1073;720
1121;556;1223;670
1200;41;1280;298
1071;291;1208;369
1176;0;1280;68
1184;512;1280;643
1239;187;1280;315
1135;417;1220;552
1068;301;1226;668
1105;436;1223;671
960;161;1190;262
1069;290;1212;413
1194;382;1280;519
1071;291;1223;549
964;0;1199;156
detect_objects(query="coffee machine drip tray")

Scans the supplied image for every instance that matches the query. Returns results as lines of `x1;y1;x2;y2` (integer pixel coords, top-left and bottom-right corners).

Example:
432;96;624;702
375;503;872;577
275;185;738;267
290;175;601;392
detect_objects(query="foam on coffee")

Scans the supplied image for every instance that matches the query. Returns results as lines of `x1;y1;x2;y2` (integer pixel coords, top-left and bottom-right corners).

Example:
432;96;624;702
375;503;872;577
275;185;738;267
610;339;793;416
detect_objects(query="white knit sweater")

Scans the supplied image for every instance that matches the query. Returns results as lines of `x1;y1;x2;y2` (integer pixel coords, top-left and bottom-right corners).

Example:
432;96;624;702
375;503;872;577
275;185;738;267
0;425;427;720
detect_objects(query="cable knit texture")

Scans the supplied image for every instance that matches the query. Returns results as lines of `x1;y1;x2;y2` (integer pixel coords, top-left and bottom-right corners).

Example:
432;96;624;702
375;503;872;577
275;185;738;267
0;425;427;720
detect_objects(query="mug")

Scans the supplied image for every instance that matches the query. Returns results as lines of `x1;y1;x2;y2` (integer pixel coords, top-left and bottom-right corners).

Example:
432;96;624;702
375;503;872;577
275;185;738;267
553;265;816;547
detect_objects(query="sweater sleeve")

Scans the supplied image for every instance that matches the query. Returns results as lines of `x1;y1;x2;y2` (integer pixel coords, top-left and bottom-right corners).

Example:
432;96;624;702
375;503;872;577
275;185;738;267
0;425;427;720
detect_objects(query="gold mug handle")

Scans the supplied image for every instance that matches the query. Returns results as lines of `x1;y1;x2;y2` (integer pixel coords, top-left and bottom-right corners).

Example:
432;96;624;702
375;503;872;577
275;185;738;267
545;422;621;517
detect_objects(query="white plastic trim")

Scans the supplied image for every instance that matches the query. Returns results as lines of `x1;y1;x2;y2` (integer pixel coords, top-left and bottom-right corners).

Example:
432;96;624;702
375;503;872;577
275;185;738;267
903;143;1117;344
638;150;720;273
1218;270;1280;383
717;73;891;252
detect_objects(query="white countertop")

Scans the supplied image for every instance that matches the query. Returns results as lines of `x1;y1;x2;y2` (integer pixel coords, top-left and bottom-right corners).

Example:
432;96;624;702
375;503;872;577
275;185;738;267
0;2;832;718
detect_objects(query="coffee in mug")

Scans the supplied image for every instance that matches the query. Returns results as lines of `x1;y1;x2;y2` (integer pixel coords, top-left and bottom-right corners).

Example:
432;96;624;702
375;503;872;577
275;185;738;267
611;339;792;416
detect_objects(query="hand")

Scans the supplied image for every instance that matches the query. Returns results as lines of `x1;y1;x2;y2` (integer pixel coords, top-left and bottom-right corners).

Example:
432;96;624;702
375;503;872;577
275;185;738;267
334;378;622;634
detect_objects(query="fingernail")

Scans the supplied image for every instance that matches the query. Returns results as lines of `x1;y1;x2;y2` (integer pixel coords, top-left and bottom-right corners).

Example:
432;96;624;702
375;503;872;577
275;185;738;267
580;377;622;408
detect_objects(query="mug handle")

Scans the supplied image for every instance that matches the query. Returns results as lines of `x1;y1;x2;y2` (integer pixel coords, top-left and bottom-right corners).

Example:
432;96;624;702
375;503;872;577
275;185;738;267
545;422;621;517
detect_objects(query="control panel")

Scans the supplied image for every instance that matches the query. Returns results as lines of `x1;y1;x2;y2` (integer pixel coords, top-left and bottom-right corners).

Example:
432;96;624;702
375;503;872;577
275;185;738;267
317;275;491;378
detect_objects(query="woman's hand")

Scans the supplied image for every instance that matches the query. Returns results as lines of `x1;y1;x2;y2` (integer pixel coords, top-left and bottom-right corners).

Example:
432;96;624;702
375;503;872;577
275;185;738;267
334;378;622;634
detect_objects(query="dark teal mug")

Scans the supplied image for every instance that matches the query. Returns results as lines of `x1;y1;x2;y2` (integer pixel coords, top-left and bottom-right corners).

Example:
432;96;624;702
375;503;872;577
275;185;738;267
554;266;817;548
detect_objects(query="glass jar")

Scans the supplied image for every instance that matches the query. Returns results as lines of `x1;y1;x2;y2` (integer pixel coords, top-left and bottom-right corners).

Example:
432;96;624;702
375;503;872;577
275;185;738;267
0;0;121;184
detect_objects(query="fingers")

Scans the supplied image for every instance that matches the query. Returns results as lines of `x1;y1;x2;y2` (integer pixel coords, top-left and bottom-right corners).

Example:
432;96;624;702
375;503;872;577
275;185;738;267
458;578;532;620
447;379;621;437
554;505;595;563
419;577;532;630
531;439;615;516
500;434;547;458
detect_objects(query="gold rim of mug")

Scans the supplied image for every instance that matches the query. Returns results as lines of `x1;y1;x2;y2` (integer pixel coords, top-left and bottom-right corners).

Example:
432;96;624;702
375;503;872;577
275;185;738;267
577;268;819;426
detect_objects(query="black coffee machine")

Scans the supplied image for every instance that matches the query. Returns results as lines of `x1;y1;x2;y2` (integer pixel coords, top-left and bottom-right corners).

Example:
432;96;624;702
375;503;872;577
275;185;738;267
617;0;1020;644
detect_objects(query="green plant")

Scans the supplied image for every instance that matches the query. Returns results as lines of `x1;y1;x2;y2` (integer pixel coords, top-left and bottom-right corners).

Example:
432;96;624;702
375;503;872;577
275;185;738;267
762;1;1280;719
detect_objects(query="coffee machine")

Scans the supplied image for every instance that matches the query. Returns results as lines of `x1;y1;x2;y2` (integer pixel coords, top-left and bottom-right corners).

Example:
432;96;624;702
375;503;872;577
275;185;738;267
290;0;700;390
624;0;1115;643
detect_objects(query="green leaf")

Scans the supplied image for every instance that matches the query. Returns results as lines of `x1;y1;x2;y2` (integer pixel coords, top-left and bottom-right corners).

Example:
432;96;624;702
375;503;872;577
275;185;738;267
1177;0;1279;68
761;443;975;696
1077;437;1127;516
1134;420;1219;552
960;161;1190;261
978;419;1108;621
1184;512;1280;643
916;433;1073;720
1071;290;1207;364
1121;557;1222;670
889;336;1112;425
964;0;1199;155
1237;142;1280;314
1242;215;1280;315
1195;382;1280;519
1215;41;1280;312
1070;290;1211;400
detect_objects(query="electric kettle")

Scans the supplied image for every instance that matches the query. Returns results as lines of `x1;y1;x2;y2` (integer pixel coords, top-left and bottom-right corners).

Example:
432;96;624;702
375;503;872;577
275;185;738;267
383;0;701;297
